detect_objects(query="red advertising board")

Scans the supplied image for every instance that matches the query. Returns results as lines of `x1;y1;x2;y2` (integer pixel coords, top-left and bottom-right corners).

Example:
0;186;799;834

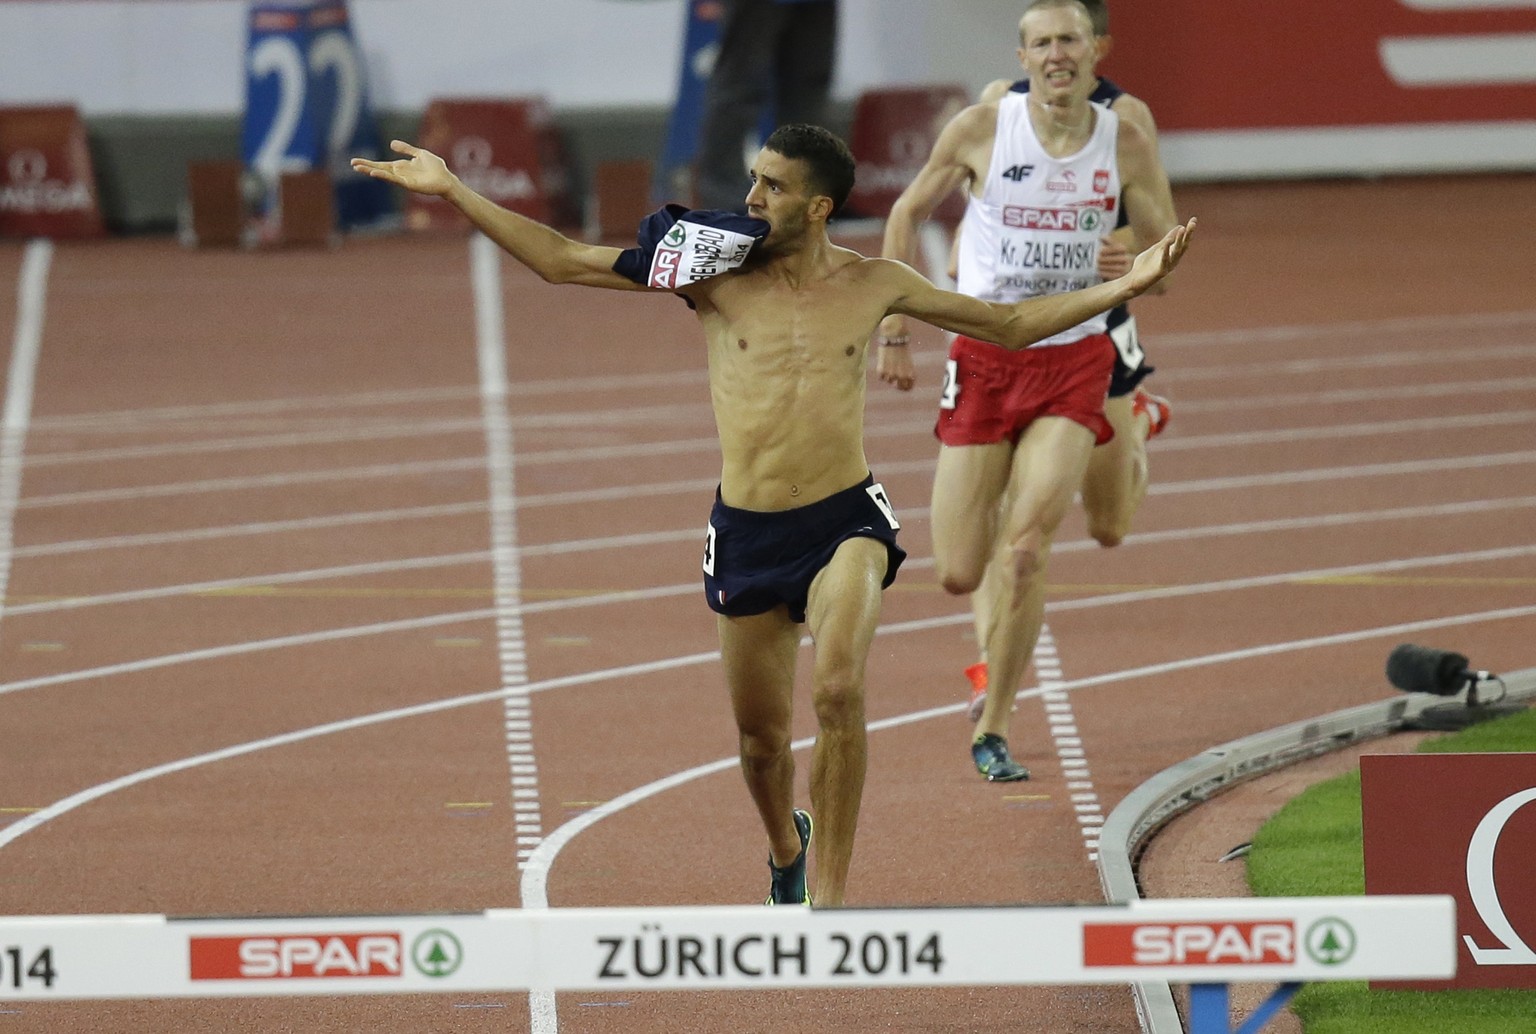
1104;0;1536;131
405;97;577;232
0;105;105;239
844;85;970;222
1362;752;1536;990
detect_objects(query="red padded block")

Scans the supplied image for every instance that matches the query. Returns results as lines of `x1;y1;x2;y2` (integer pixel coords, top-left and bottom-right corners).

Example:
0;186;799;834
0;105;106;238
844;85;971;223
185;160;247;248
278;170;336;247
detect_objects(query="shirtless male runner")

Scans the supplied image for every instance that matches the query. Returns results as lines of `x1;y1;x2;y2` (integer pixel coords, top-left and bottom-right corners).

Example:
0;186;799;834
352;123;1193;905
873;0;1179;782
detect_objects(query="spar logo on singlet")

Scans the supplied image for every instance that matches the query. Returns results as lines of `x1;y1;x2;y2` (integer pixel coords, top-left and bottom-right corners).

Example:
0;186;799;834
1003;206;1106;233
649;221;688;290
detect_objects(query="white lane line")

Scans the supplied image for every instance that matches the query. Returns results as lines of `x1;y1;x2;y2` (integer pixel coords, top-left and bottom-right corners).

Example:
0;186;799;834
1032;625;1104;862
1170;376;1536;414
21;382;1536;473
1147;309;1536;349
470;232;543;867
3;531;1532;702
10;412;1536;563
0;240;52;645
1052;495;1536;556
11;500;490;558
13;323;1535;467
22;417;487;467
16;456;489;508
28;372;716;433
0;581;702;699
1148;409;1536;453
11;493;1536;618
12;480;1535;569
16;440;1536;515
1145;450;1536;497
28;385;481;431
866;449;1536;497
0;647;725;853
16;469;720;511
2;551;490;615
19;308;1536;435
1170;341;1536;382
5;598;1530;861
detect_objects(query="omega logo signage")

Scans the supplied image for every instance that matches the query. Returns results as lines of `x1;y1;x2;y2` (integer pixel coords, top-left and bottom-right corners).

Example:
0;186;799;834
1362;752;1536;990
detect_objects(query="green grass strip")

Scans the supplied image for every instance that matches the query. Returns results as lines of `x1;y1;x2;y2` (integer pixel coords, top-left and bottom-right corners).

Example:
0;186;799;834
1246;705;1536;1033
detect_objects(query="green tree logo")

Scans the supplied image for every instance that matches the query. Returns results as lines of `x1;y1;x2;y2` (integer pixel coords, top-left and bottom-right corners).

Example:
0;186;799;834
411;929;464;978
1304;917;1357;966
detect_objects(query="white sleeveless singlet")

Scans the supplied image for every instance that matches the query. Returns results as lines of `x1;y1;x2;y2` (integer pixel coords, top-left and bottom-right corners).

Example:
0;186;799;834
955;92;1121;348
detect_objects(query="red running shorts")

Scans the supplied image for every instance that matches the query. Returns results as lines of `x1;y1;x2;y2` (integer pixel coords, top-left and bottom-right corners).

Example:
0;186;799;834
934;333;1116;447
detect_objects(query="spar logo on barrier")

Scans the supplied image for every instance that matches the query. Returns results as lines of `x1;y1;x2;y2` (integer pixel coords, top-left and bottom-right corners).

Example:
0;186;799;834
190;933;405;980
1082;917;1356;968
1084;920;1297;967
188;928;463;981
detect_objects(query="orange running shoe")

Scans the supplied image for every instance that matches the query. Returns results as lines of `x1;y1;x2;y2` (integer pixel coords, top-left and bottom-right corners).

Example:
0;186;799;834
964;661;988;722
1132;389;1171;439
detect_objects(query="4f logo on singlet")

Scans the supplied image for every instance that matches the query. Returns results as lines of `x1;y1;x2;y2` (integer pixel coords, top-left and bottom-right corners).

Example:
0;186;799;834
1000;163;1035;182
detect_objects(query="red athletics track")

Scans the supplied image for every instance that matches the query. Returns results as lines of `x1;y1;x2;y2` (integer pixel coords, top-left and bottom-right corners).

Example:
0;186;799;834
0;174;1532;1033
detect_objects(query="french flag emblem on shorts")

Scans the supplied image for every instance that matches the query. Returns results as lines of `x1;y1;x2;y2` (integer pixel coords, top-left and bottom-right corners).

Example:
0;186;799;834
718;589;727;605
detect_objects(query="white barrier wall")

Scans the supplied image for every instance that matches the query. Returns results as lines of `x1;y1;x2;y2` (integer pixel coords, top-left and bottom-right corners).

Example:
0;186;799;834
0;0;1015;115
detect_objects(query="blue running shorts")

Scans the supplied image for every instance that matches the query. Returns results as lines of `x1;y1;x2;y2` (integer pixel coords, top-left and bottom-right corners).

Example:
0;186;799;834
703;474;906;623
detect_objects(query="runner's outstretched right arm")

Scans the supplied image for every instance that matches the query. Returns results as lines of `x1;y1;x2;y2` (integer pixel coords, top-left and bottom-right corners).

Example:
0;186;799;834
351;140;643;291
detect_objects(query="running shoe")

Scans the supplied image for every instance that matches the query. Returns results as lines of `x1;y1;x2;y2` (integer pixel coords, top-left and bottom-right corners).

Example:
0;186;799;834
964;661;988;722
764;808;814;906
971;733;1030;782
1132;389;1172;439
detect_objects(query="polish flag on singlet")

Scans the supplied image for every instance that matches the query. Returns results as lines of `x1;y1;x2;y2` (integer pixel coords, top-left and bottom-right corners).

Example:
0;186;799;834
612;204;769;291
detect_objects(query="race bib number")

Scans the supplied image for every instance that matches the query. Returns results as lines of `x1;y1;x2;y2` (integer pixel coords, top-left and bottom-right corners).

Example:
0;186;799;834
1109;315;1144;371
702;522;717;575
939;358;960;410
865;483;900;530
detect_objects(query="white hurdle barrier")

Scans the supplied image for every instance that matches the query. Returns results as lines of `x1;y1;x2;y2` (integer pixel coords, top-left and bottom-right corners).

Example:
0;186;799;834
0;896;1454;1033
